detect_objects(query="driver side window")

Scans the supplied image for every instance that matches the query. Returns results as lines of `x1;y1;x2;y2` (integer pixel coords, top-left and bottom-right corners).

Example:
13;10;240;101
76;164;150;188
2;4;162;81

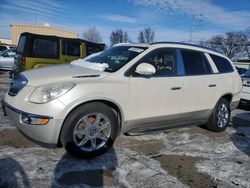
137;48;177;77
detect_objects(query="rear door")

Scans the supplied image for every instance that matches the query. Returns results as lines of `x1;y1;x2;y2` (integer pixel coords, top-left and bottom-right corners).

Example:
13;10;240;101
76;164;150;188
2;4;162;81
61;40;81;63
180;49;217;119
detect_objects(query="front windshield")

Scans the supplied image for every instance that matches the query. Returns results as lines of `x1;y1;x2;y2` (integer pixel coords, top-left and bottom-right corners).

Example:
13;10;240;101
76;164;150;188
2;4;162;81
242;70;250;78
86;46;147;72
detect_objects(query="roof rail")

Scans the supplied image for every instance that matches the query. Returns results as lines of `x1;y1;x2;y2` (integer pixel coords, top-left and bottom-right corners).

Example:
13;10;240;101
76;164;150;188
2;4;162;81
150;41;219;53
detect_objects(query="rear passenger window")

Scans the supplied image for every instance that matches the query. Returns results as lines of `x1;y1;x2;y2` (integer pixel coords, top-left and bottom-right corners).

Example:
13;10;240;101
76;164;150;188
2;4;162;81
62;41;80;56
210;54;234;73
0;46;7;51
181;50;211;75
33;38;58;58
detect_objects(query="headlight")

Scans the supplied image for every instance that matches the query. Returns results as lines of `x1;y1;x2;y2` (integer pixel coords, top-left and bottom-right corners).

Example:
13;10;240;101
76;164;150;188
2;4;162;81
29;82;75;104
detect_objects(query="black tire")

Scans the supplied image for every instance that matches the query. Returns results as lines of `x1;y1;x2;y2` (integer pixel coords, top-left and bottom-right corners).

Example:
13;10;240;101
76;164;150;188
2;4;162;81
206;98;231;132
60;102;118;159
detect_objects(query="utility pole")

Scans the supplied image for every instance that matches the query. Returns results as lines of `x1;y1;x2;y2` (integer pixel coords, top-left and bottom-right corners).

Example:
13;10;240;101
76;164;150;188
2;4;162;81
189;15;196;42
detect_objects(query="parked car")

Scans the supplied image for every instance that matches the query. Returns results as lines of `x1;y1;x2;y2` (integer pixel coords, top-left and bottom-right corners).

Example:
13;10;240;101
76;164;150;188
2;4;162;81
240;69;250;106
0;48;16;71
2;42;242;158
12;32;105;75
0;44;16;52
236;67;248;75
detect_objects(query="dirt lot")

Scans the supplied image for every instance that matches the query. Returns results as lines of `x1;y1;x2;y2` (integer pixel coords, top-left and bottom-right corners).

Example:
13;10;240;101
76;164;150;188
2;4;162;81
0;71;250;188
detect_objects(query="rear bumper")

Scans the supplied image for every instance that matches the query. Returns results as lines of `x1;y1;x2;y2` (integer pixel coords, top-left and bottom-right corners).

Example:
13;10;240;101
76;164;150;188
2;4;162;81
2;100;62;147
241;91;250;101
0;65;12;71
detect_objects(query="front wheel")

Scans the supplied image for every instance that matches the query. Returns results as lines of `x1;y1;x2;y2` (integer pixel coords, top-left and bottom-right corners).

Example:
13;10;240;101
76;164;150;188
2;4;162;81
206;98;231;132
60;102;118;158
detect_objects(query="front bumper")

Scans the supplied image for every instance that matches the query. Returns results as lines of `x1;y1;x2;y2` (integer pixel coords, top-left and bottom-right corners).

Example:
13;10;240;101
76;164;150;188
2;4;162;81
2;100;63;146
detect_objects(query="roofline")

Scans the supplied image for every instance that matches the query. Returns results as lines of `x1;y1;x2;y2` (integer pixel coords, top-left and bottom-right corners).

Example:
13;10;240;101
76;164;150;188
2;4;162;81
10;23;78;35
20;32;105;46
114;43;149;47
150;41;220;53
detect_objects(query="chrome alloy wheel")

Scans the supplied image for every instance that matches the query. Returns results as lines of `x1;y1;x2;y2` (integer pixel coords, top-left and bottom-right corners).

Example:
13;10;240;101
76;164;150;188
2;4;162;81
73;113;111;152
216;104;229;128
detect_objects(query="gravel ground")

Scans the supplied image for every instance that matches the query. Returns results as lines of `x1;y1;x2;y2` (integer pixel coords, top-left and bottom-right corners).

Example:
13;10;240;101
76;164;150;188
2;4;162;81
0;70;250;188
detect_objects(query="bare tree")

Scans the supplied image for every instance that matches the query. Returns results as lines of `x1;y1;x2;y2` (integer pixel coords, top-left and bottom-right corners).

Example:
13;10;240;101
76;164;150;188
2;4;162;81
138;27;155;43
138;31;145;43
82;27;102;43
201;32;248;60
244;43;250;59
110;29;130;46
244;28;250;59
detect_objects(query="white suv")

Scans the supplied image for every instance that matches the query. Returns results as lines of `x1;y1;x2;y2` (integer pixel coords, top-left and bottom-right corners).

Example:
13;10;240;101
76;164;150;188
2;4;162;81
2;42;242;158
240;69;250;106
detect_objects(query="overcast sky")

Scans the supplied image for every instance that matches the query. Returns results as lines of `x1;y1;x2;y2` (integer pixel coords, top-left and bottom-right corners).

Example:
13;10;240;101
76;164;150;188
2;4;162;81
0;0;250;44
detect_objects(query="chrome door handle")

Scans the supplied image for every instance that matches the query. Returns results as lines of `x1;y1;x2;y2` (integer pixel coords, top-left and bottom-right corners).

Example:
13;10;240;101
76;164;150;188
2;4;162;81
171;87;181;90
208;84;216;87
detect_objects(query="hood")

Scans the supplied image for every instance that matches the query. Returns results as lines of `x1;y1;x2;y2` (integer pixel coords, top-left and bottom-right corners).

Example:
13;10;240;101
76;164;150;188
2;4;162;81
22;64;109;86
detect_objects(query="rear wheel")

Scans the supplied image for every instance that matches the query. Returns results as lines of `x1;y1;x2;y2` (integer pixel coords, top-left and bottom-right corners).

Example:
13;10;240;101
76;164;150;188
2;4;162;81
60;102;118;158
206;98;230;132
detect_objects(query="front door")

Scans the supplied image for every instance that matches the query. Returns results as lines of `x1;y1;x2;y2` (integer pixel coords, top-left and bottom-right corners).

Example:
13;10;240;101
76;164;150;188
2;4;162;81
128;48;183;128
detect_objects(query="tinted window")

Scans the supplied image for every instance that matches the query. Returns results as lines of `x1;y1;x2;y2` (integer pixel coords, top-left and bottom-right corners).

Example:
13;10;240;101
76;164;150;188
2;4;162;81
137;48;177;77
86;45;102;55
33;38;58;58
62;41;80;56
203;54;213;74
210;54;234;73
17;35;26;54
0;46;7;51
3;49;16;57
181;50;210;75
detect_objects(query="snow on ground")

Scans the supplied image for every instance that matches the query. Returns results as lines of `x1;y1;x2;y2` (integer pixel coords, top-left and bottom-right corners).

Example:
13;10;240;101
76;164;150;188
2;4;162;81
0;124;249;187
0;144;187;188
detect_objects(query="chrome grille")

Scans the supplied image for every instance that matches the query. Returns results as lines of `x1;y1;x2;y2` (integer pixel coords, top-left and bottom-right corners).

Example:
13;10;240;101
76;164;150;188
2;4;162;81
8;74;28;96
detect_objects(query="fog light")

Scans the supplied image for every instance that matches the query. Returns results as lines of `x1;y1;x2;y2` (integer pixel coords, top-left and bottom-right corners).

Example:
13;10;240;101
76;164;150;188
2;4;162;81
21;115;49;125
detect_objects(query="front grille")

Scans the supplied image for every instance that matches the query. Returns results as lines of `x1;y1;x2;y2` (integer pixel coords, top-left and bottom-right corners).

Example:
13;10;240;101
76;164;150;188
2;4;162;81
8;74;28;96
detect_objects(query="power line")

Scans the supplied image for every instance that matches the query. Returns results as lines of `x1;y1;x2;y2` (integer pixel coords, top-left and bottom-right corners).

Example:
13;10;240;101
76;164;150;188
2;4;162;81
189;14;203;42
189;15;196;42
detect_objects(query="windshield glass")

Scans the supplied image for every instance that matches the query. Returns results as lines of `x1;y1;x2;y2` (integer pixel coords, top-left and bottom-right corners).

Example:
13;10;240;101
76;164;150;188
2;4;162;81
86;46;147;72
242;70;250;78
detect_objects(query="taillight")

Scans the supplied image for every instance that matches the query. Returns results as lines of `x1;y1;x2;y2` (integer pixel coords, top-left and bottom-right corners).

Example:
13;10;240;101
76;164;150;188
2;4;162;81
21;57;26;66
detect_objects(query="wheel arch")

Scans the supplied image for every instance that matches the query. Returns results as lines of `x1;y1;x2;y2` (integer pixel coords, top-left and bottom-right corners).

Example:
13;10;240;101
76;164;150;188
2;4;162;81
220;93;233;103
57;98;124;146
211;93;233;113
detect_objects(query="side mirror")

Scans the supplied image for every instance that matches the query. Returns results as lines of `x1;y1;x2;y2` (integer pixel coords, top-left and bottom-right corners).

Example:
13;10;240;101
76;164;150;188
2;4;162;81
135;63;156;76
